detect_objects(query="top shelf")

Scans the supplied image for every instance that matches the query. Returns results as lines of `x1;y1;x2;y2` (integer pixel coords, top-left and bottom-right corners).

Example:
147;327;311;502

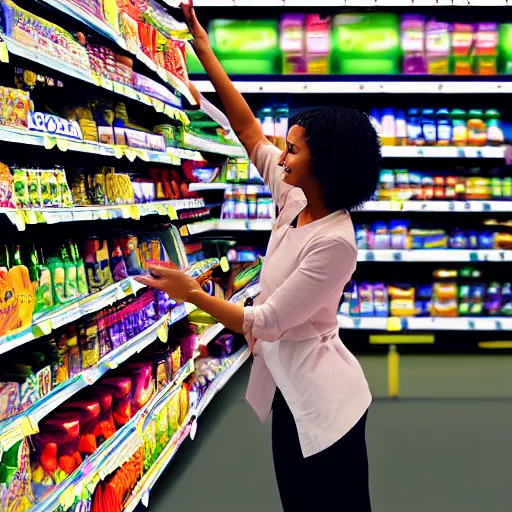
192;0;510;6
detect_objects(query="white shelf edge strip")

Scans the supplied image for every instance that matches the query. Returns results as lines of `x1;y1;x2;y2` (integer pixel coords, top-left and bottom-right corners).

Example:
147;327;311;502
0;126;204;164
1;198;206;231
357;250;512;263
124;346;251;512
187;218;273;234
30;358;195;512
337;315;512;331
359;201;512;212
193;80;512;95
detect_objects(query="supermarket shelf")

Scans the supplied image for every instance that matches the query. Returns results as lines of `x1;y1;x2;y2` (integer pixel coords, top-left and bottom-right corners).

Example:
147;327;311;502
0;313;167;455
0;275;258;454
359;200;512;212
123;346;250;512
193;0;507;6
193;347;251;418
357;249;512;263
187;218;273;234
193;79;512;95
183;133;247;157
1;199;206;231
30;358;195;512
37;0;195;104
338;315;512;331
0;277;146;356
0;126;204;164
3;35;186;120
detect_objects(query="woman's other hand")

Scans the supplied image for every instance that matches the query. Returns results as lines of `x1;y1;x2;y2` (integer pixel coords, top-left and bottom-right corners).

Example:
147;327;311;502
134;265;202;304
181;0;210;55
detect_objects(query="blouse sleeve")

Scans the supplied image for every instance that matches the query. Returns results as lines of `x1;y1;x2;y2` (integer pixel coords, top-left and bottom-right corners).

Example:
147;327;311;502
243;237;356;343
250;142;293;211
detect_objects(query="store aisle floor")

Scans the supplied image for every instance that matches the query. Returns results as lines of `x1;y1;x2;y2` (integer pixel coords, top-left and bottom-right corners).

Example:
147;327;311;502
145;362;512;512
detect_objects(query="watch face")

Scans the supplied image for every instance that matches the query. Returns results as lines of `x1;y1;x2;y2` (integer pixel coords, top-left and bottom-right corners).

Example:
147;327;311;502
244;297;254;307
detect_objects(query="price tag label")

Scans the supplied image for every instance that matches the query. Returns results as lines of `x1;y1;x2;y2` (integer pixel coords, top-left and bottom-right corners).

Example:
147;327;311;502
167;205;178;220
392;252;402;261
387;317;402;332
0;37;9;63
365;251;375;262
99;210;109;220
113;82;125;95
91;74;101;87
220;256;230;273
190;419;198;441
179;225;189;237
129;206;141;221
141;491;150;508
20;415;38;437
156;321;169;343
43;136;56;150
100;77;113;91
125;148;137;162
6;211;26;231
153;99;164;113
32;319;52;338
56;138;69;152
113;146;123;159
23;210;38;225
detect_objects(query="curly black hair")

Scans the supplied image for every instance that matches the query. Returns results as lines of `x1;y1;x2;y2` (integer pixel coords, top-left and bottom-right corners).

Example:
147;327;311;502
289;107;381;212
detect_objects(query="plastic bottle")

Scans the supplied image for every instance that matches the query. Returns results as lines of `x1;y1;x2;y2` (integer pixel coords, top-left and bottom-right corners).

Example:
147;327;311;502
407;108;424;146
395;109;407;146
422;109;437;145
467;109;487;146
436;108;452;146
485;109;504;146
380;108;397;147
450;109;468;146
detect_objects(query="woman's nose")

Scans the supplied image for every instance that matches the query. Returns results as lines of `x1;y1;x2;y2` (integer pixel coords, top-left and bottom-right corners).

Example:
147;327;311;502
278;152;286;167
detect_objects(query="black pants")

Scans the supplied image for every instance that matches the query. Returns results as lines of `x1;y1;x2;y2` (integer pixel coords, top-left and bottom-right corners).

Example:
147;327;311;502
272;388;372;511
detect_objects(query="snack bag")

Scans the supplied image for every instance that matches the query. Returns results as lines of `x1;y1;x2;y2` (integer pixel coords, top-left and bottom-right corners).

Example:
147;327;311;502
0;163;16;208
13;168;29;208
9;264;35;331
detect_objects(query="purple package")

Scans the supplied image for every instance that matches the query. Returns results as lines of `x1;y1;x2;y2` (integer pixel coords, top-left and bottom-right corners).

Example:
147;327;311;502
180;332;198;363
281;14;307;74
0;382;20;420
210;334;234;358
401;14;427;74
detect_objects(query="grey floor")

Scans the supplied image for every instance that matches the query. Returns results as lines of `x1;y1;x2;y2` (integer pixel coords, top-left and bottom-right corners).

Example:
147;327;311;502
145;361;512;512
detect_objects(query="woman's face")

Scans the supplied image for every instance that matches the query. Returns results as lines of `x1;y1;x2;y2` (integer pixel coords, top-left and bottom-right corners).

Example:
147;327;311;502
278;125;312;188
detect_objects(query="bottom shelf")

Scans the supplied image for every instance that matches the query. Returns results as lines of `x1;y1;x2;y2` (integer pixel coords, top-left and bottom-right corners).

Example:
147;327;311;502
123;346;250;511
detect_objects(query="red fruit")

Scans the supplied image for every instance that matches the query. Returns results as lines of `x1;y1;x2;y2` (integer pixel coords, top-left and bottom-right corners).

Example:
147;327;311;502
40;443;58;474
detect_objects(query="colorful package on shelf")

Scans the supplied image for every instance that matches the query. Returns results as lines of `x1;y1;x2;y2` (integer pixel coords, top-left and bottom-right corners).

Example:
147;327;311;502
0;87;32;129
280;14;307;75
1;0;92;80
133;73;181;108
82;238;115;293
0;440;35;511
27;112;82;140
209;19;280;75
426;21;451;75
401;15;427;74
331;13;401;75
473;23;498;75
0;162;16;208
452;23;474;75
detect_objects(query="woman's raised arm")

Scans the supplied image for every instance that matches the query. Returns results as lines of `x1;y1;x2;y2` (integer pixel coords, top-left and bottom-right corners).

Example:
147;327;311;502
182;1;268;157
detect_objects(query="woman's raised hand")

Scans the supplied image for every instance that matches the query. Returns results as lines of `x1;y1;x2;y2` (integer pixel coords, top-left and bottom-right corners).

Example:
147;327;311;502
181;0;210;55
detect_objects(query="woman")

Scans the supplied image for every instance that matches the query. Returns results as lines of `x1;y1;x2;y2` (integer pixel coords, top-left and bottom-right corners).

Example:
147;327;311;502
136;3;381;510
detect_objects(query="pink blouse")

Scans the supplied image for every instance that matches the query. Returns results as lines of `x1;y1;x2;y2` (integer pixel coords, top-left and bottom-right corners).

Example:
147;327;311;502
244;142;372;458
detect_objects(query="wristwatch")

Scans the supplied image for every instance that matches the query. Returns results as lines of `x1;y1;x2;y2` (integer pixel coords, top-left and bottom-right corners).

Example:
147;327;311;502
244;296;254;307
